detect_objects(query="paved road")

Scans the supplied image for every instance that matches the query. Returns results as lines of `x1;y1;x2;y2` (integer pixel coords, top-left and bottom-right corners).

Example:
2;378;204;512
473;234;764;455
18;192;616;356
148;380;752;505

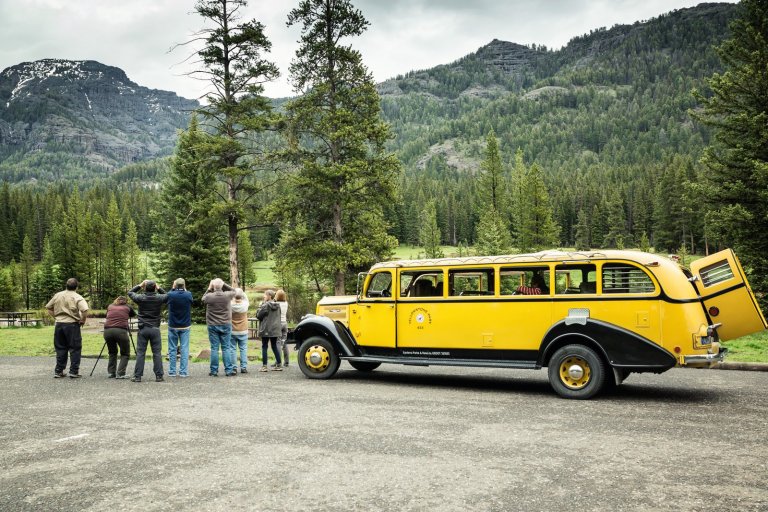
0;356;766;512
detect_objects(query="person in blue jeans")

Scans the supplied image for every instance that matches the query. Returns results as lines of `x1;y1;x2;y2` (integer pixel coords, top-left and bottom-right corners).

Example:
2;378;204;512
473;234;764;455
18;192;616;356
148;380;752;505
230;288;250;373
201;278;236;376
166;278;194;377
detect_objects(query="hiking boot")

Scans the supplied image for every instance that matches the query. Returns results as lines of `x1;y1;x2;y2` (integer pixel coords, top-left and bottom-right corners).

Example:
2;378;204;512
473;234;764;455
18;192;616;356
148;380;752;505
116;374;128;379
107;374;116;379
209;372;218;377
131;376;141;383
54;371;67;379
68;373;82;379
240;368;248;374
260;366;268;373
272;365;283;372
156;376;164;382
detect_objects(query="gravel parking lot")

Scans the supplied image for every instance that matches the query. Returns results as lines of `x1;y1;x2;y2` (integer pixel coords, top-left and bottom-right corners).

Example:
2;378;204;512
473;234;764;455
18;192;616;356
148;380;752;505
1;356;766;512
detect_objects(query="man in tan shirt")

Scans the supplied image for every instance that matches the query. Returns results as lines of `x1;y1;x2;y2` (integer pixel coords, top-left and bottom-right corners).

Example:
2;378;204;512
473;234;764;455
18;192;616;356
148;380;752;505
46;278;89;378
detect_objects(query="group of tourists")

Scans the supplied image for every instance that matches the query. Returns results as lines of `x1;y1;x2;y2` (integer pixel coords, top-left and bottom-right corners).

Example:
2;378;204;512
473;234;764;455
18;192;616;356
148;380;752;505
45;277;289;381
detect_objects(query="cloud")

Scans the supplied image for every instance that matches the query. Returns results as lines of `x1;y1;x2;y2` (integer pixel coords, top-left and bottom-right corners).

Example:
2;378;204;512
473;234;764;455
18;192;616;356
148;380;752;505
0;0;735;100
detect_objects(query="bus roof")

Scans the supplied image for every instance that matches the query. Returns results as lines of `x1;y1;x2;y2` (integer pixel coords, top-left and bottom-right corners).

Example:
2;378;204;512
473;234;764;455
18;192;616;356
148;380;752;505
369;250;669;270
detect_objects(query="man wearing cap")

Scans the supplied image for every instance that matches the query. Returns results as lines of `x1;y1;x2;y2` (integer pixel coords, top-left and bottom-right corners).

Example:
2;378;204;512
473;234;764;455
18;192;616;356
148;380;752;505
128;279;168;382
46;278;89;378
166;278;193;377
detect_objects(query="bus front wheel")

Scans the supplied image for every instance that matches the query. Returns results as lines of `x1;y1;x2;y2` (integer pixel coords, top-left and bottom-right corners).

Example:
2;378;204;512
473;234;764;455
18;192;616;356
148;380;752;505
547;344;606;399
298;336;340;379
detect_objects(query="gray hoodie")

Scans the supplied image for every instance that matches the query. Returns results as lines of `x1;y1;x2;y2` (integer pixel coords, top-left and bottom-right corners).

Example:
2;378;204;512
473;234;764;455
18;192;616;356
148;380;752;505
256;300;281;338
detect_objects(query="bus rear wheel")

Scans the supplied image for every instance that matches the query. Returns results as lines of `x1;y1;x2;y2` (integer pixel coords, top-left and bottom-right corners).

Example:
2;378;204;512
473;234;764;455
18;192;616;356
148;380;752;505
298;336;340;380
548;344;606;399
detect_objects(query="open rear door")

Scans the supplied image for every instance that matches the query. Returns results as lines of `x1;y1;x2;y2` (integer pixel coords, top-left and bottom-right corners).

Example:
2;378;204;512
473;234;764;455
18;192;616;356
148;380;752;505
690;249;767;340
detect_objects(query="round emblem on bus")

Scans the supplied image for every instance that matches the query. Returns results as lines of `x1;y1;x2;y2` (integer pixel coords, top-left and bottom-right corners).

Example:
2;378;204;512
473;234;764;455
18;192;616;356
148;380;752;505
416;313;425;323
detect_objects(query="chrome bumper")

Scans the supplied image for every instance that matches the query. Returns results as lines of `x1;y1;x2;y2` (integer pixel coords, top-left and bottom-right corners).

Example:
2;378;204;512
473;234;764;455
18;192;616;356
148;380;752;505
683;347;728;366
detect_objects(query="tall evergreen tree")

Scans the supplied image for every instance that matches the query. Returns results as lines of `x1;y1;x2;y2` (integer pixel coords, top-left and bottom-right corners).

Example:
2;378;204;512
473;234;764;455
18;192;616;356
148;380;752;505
32;237;60;308
475;210;511;256
154;116;228;296
418;199;444;259
188;0;279;287
237;229;255;287
0;268;16;311
602;190;628;248
478;130;506;212
518;164;560;252
574;208;591;251
125;219;141;287
278;0;401;294
20;235;34;310
693;0;768;309
100;198;126;305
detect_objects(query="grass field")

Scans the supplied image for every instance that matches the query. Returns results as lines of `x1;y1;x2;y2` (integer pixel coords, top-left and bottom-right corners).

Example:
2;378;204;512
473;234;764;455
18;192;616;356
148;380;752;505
0;324;292;365
1;324;765;363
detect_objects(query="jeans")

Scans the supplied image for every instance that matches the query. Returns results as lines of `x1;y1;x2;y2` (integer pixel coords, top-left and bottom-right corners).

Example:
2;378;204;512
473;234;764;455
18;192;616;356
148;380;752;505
232;333;248;370
208;324;233;375
134;326;163;378
167;328;190;376
261;337;281;366
278;322;289;365
104;327;130;377
54;322;82;374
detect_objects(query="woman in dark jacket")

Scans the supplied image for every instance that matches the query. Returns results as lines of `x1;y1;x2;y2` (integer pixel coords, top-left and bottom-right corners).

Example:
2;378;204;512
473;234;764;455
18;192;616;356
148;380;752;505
103;296;136;378
256;289;283;372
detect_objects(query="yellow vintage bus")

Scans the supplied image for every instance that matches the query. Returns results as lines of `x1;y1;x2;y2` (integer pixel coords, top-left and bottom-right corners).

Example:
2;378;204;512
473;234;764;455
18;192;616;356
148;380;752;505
292;249;766;399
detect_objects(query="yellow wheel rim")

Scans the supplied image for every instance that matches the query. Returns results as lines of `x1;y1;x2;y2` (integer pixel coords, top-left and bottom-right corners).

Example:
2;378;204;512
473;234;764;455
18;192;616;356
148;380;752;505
304;344;330;372
559;356;591;389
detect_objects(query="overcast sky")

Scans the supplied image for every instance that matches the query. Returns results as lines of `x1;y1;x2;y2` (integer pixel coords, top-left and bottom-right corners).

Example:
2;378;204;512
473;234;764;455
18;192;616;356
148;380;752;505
0;0;736;100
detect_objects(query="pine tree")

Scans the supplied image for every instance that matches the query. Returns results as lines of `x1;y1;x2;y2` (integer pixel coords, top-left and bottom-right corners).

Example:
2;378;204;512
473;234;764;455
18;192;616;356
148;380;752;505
187;0;279;287
602;190;628;248
125;219;141;287
153;115;228;296
475;210;511;256
278;0;401;294
478;130;506;212
32;237;60;308
20;235;34;310
418;199;444;259
100;198;126;305
693;0;768;309
518;164;560;252
574;209;591;251
237;230;255;287
0;268;16;311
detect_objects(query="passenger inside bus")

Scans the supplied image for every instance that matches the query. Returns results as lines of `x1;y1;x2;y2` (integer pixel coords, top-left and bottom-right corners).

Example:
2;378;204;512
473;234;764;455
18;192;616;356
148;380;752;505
516;272;548;295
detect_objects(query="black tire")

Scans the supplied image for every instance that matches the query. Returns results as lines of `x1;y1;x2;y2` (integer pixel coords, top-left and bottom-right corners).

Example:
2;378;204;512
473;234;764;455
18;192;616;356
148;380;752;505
349;361;381;372
547;344;606;399
297;336;340;380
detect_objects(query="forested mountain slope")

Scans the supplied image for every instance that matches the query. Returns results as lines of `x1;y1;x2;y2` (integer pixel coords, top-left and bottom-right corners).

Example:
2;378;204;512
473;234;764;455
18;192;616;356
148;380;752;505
0;59;198;181
377;2;736;251
0;3;737;257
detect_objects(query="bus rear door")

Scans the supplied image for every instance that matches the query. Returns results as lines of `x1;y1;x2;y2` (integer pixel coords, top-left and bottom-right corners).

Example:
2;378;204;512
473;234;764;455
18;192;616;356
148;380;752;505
690;249;767;340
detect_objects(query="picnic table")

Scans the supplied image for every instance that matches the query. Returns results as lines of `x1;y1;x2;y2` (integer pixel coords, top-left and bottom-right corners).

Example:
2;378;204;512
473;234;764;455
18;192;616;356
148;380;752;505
99;318;139;331
248;317;258;340
0;311;41;327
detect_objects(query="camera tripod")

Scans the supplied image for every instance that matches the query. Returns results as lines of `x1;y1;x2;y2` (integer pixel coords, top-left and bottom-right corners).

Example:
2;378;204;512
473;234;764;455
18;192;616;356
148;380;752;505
89;328;138;377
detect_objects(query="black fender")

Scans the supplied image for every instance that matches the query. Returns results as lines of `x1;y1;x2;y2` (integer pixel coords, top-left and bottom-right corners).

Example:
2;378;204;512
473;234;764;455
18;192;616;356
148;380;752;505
292;314;358;357
537;318;677;371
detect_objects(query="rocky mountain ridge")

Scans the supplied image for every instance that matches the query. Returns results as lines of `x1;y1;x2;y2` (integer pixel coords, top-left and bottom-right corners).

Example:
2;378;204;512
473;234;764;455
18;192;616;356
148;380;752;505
0;59;197;180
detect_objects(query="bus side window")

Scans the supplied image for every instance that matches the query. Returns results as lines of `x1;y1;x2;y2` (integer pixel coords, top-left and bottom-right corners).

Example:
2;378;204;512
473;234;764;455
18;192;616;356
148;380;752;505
555;264;596;294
